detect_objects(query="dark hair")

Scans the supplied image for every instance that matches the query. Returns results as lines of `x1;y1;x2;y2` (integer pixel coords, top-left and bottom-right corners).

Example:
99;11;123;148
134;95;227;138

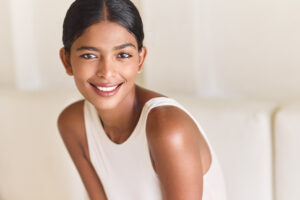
62;0;144;53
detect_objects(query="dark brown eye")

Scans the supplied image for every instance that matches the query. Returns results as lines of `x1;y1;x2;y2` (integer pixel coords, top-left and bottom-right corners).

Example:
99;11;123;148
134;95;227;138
118;53;132;59
80;54;97;59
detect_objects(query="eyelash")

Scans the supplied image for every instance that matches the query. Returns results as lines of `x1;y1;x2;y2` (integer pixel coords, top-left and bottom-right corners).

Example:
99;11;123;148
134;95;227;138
117;53;132;59
79;53;132;59
80;54;97;59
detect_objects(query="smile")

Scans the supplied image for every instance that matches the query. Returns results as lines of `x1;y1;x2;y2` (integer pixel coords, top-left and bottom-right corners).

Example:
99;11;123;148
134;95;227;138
90;82;123;97
96;85;118;92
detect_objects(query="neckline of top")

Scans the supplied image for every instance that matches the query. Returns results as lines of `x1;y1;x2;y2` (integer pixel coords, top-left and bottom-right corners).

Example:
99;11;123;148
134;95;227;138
89;96;173;147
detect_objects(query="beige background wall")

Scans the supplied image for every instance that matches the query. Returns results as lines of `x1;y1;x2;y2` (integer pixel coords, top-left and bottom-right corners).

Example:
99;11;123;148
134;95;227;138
0;0;14;88
1;0;300;101
142;0;300;100
192;0;300;100
1;0;75;90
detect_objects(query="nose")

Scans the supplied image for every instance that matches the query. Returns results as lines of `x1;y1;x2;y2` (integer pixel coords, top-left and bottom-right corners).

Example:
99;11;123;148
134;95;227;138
96;57;116;78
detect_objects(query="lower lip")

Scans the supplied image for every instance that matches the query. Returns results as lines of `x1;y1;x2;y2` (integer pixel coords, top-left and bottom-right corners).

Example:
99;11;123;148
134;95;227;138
91;83;123;97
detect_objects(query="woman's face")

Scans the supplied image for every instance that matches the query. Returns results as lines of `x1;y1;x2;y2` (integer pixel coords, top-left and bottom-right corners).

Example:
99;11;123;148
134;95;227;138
60;21;146;110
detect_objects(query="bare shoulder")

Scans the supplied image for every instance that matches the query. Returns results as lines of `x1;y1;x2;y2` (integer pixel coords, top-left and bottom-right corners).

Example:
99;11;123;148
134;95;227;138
57;99;85;132
146;105;201;147
57;99;87;157
145;106;209;199
146;105;212;177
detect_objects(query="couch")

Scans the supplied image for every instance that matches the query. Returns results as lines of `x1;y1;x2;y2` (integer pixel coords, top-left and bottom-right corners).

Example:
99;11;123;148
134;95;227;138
0;89;299;200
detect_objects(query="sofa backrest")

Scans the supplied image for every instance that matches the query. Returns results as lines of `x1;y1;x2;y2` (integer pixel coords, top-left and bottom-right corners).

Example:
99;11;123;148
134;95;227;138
0;90;88;200
274;103;300;200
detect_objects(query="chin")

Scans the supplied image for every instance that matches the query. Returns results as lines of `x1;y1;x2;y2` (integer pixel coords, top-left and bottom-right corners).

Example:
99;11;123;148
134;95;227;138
93;98;121;111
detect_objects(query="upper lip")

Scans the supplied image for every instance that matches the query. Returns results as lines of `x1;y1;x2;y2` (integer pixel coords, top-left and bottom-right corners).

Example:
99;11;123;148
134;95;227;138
91;82;122;87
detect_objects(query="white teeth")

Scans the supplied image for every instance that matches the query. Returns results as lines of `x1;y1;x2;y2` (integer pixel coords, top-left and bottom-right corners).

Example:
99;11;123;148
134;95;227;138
96;85;118;92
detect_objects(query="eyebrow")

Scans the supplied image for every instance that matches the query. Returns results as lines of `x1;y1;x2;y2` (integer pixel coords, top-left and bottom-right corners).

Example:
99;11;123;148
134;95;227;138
76;43;136;52
76;46;99;51
113;43;136;50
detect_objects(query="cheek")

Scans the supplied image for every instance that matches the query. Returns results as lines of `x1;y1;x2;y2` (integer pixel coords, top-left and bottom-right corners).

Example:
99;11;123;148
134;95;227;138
72;67;96;91
120;61;140;80
74;67;93;80
71;59;97;78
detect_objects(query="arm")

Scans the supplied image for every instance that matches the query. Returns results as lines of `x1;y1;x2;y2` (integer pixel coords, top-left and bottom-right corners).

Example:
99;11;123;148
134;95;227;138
146;106;204;200
57;102;108;200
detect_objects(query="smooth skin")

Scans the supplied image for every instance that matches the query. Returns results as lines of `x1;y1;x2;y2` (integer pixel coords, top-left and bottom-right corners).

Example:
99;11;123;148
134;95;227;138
58;21;212;200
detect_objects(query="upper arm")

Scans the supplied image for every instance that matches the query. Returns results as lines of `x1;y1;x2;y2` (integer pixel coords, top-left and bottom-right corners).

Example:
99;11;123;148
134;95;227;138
57;101;108;200
146;106;204;200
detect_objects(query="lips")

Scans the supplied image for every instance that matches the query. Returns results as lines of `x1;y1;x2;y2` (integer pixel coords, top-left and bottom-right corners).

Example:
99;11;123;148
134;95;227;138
95;84;118;92
90;82;123;97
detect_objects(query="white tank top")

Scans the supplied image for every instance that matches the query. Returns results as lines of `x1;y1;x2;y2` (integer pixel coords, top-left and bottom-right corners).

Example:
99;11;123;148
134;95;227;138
84;97;227;200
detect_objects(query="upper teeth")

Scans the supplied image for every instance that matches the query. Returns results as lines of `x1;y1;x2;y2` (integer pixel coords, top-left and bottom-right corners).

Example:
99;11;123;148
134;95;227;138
96;85;118;92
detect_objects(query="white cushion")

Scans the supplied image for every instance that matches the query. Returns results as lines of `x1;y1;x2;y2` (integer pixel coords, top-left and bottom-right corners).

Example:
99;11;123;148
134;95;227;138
274;103;300;200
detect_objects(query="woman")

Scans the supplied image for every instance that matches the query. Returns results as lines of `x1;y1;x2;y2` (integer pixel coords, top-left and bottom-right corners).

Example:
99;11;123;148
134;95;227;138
58;0;226;199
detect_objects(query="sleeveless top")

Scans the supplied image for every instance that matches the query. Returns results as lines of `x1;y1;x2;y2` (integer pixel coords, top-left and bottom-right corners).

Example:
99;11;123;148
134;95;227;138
83;97;227;200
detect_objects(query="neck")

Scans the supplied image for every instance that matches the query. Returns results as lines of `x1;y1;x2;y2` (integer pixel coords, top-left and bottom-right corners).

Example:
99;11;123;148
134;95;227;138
96;86;141;141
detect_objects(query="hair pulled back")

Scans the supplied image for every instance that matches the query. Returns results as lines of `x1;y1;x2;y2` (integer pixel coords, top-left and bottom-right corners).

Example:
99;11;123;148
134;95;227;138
62;0;144;53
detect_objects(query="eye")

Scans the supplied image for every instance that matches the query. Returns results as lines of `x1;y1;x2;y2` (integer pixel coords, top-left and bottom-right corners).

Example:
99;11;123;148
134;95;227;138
117;53;132;59
80;54;97;59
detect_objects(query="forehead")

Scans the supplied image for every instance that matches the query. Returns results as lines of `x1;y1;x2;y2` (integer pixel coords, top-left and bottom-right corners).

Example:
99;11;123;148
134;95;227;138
72;21;137;49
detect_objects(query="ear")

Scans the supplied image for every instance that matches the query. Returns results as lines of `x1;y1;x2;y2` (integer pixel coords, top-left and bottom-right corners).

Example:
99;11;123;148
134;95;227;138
59;47;73;76
137;46;147;74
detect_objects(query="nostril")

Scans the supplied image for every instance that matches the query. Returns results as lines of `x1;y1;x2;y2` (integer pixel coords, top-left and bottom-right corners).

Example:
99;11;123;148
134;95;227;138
96;72;104;77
